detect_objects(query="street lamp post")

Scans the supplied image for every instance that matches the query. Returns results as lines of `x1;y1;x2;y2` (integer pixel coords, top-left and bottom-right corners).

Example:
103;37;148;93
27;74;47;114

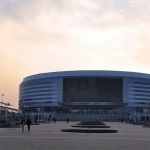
1;94;4;109
1;94;5;122
5;103;10;123
144;108;148;123
24;105;28;117
143;102;150;123
37;108;41;123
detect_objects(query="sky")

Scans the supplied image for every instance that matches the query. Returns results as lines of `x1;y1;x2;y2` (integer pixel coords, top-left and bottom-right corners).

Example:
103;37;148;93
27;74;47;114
0;0;150;108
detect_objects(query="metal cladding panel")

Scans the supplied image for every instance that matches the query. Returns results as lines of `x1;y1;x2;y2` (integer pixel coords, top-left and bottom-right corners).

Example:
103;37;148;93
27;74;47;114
19;70;150;109
22;70;150;82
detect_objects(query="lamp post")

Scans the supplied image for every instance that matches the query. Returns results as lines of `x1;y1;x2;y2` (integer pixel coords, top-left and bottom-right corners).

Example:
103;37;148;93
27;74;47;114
143;108;148;123
1;94;4;109
5;102;11;123
22;105;28;118
37;108;41;123
1;94;5;122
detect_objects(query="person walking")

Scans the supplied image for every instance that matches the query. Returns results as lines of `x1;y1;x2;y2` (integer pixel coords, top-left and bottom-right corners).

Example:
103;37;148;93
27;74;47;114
66;118;69;123
53;118;56;123
26;117;31;132
20;118;25;132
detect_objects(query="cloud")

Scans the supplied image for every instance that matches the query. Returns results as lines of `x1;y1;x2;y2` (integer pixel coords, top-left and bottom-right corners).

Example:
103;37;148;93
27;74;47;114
0;0;150;67
0;0;150;65
133;29;150;70
0;0;150;107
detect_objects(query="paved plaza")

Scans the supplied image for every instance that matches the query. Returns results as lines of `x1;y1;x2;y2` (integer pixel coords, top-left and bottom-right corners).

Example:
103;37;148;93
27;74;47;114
0;121;150;150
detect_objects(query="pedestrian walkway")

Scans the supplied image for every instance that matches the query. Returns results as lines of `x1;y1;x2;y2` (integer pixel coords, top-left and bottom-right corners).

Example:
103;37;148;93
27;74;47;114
0;121;150;150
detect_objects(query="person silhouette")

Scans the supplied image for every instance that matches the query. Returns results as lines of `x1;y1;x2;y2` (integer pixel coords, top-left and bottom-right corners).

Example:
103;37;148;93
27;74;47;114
20;118;25;132
66;118;69;123
26;117;31;132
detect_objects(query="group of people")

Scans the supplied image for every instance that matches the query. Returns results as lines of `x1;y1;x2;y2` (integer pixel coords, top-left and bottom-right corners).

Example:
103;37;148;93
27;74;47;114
20;117;31;132
20;117;69;132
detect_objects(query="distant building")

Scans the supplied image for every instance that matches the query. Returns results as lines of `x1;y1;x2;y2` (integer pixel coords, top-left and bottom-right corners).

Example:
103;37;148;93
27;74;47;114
0;106;18;113
19;70;150;113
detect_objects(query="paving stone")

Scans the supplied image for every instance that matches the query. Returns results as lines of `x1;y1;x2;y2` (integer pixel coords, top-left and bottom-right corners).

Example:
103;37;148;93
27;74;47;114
0;122;150;150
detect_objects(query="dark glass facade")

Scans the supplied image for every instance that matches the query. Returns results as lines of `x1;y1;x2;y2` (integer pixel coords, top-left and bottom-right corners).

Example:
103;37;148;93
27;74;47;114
63;78;123;102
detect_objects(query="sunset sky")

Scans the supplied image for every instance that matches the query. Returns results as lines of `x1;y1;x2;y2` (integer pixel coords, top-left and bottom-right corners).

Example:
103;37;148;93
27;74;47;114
0;0;150;108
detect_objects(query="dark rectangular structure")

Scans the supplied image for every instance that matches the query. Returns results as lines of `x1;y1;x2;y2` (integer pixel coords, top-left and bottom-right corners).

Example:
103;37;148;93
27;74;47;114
63;78;123;103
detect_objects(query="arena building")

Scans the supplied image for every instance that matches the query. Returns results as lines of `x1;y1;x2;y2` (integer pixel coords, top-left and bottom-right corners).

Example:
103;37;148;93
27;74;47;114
19;70;150;115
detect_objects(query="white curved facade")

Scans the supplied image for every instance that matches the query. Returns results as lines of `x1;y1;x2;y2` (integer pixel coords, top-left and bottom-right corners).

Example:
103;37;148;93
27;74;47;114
19;70;150;111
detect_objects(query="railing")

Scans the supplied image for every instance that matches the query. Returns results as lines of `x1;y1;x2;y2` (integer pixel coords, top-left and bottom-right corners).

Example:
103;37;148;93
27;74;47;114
53;112;129;121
